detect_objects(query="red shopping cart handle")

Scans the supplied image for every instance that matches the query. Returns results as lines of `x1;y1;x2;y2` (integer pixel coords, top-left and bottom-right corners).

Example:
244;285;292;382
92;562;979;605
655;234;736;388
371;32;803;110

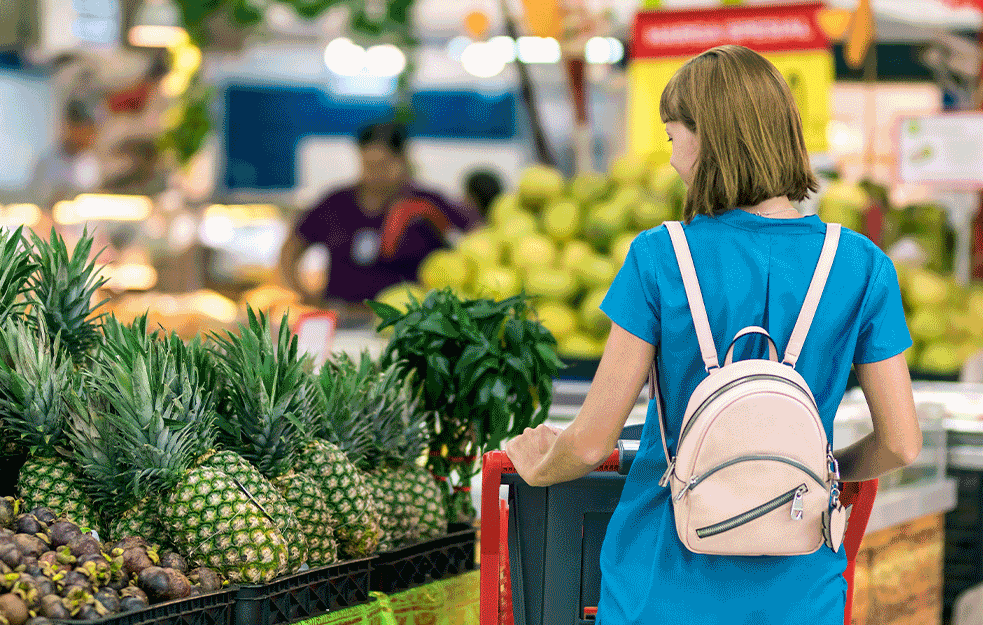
494;449;622;475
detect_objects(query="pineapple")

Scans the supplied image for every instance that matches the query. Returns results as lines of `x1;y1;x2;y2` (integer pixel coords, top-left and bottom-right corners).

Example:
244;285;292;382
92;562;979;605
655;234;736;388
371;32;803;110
29;227;108;365
84;327;290;583
0;225;35;325
211;308;336;568
0;318;99;532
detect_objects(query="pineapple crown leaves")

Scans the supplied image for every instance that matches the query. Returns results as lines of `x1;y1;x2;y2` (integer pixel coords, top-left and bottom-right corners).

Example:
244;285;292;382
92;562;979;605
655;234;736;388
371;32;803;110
64;390;137;518
211;306;315;479
84;339;217;495
0;316;78;457
0;226;37;325
97;314;161;367
28;227;109;364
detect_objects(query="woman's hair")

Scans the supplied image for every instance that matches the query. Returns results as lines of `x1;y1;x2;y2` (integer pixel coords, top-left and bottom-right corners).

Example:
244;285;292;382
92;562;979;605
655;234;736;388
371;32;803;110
659;45;818;222
356;122;408;157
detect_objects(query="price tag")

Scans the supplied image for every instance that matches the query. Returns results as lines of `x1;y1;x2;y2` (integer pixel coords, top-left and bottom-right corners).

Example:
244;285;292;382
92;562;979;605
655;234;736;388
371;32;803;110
293;311;338;369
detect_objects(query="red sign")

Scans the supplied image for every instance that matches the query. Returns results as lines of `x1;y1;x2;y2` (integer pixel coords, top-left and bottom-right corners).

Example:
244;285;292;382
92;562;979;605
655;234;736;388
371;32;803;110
632;2;829;60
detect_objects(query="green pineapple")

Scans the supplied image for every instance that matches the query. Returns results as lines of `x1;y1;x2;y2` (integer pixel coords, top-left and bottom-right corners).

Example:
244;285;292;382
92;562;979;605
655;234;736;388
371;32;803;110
0;318;98;532
84;328;290;583
29;227;108;365
212;309;336;568
0;226;36;325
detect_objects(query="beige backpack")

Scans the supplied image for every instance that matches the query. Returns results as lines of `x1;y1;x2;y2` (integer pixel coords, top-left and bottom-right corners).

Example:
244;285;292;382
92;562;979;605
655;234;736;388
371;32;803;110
652;220;849;556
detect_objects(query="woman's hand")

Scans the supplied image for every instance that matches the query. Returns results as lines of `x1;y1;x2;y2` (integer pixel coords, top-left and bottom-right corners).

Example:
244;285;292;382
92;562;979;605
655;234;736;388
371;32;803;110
505;424;561;487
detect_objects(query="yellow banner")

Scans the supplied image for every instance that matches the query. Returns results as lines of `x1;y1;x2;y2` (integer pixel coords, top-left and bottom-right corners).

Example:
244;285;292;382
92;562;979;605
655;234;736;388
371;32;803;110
628;50;834;165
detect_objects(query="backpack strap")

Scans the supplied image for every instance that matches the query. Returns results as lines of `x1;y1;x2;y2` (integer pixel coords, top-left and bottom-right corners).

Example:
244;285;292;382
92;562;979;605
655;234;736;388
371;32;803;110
782;223;841;368
649;356;674;478
664;221;720;373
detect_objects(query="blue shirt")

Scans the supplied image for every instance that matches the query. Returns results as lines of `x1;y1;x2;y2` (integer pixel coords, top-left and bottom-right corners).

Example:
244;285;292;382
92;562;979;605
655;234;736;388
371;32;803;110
597;209;912;625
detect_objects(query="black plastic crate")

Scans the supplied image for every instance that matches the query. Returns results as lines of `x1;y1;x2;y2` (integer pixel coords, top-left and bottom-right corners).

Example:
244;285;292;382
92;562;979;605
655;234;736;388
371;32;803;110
370;523;477;594
53;588;236;625
233;558;372;625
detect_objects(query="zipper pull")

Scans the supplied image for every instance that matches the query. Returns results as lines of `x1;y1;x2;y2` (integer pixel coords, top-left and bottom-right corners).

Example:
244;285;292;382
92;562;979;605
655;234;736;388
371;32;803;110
790;485;808;520
659;458;675;488
674;476;697;502
827;448;840;481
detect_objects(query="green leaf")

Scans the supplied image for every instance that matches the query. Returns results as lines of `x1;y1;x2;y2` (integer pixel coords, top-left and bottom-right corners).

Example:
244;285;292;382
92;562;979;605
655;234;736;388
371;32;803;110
366;300;402;325
416;314;459;338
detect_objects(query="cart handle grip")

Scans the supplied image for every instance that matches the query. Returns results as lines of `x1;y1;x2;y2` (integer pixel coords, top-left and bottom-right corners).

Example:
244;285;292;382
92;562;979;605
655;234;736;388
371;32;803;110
479;449;620;625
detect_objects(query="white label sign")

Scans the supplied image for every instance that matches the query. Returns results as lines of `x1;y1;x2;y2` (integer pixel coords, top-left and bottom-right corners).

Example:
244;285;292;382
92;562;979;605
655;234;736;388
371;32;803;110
898;114;983;188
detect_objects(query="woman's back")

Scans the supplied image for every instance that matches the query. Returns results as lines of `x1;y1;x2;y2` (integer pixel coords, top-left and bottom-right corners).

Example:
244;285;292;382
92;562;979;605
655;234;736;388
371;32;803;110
596;210;911;625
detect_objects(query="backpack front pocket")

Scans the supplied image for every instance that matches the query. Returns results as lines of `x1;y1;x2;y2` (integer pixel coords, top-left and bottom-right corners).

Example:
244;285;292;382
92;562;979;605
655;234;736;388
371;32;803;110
696;484;807;538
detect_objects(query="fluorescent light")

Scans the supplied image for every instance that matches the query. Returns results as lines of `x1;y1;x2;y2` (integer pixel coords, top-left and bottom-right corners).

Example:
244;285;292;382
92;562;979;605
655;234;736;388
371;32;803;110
102;263;159;291
365;44;406;77
53;195;153;225
607;38;625;64
461;42;507;78
488;36;517;63
517;37;561;64
585;37;611;64
199;214;236;246
447;36;472;61
325;38;367;76
129;25;187;48
2;204;41;227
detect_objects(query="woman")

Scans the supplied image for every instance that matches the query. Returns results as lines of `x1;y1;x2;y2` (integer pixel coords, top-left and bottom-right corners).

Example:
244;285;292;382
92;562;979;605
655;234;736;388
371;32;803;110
506;45;921;624
278;122;481;315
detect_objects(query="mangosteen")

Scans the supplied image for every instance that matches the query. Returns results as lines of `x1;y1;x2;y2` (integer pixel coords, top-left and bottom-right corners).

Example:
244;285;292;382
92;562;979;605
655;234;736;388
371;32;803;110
77;559;111;586
0;499;18;530
11;535;45;559
46;522;80;549
13;515;42;537
159;552;186;574
110;537;147;553
19;556;39;578
0;543;21;569
67;535;100;559
93;588;119;614
75;553;106;568
0;529;13;542
27;509;55;526
119;594;149;613
54;546;74;567
189;586;202;596
120;586;147;602
163;568;191;601
0;592;28;625
39;594;69;620
74;602;101;621
121;548;153;578
137;566;169;603
33;578;54;599
25;617;54;625
57;570;90;596
187;567;222;592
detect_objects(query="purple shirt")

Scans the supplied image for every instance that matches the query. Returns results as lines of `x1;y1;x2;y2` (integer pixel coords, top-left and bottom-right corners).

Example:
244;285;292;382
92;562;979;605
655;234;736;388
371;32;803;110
296;184;481;303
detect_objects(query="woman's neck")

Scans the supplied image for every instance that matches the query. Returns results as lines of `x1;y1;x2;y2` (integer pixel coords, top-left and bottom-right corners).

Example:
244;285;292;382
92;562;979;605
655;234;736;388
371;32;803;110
739;196;799;219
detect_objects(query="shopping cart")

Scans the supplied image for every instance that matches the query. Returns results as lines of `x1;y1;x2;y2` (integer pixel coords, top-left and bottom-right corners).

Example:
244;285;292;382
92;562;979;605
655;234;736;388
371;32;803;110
480;442;878;625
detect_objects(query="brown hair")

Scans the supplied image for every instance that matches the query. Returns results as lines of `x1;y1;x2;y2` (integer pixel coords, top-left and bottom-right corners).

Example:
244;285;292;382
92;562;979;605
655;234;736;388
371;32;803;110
660;45;818;222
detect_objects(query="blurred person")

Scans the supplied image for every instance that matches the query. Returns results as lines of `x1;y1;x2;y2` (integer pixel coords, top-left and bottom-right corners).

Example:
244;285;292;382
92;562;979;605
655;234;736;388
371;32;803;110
462;168;503;221
29;99;102;211
505;45;921;625
278;122;481;319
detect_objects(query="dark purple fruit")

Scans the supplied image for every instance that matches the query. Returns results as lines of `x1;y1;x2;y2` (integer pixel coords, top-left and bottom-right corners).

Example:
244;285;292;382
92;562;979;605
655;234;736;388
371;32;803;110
39;594;70;620
189;586;202;596
33;578;54;599
27;509;56;526
20;556;40;577
67;535;100;559
74;603;101;621
93;588;119;614
0;592;29;625
54;545;75;567
25;617;54;625
163;568;191;601
119;586;147;602
75;553;105;567
159;552;186;574
57;570;90;595
111;537;147;553
77;560;111;586
119;594;149;613
13;515;43;537
137;566;170;603
0;542;22;568
46;522;80;549
11;534;45;559
187;567;222;592
121;548;154;578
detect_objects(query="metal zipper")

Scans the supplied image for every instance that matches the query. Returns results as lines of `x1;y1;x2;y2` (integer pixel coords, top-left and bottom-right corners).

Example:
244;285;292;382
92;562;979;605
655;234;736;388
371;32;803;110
695;484;808;539
674;454;825;501
678;374;820;448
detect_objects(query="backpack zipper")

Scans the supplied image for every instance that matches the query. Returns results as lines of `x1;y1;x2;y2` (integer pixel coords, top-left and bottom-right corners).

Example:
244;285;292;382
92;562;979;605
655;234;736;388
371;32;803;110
678;374;820;449
674;454;825;501
695;484;808;539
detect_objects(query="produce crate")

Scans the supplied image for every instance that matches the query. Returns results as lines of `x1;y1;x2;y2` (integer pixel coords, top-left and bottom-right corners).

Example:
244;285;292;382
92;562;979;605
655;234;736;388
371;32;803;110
53;588;236;625
233;558;372;625
371;523;477;594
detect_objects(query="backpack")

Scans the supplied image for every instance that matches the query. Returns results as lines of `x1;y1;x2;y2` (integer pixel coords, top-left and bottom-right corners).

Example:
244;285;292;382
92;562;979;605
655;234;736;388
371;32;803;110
652;220;849;556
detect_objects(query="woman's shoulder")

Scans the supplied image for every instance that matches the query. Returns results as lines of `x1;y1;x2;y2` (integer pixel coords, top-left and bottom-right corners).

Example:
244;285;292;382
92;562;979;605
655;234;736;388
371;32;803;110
832;223;896;275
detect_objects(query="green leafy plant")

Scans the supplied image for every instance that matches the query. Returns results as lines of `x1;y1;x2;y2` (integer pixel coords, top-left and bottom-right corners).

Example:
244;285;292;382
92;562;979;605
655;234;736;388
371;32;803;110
368;288;563;522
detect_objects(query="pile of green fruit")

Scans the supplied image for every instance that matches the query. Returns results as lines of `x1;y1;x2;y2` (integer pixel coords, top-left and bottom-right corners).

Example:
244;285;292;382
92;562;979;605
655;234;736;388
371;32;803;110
0;497;225;624
377;156;687;360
